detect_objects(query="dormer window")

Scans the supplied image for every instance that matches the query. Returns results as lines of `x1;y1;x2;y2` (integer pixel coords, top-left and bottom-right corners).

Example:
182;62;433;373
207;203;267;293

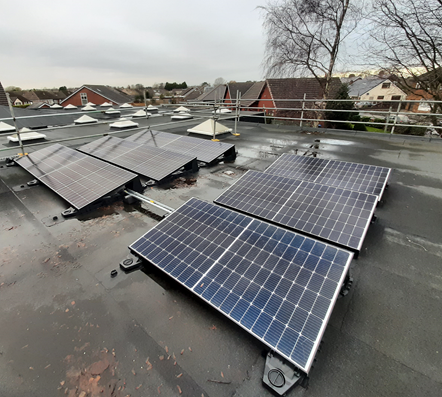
382;83;391;89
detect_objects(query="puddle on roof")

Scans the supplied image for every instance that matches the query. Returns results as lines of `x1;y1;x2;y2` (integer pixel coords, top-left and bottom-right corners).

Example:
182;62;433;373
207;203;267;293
258;151;281;159
268;138;297;147
319;138;354;146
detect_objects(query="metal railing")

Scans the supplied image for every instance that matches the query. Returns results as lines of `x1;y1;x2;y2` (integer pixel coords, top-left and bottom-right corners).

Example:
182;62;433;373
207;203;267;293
1;93;441;159
182;94;442;136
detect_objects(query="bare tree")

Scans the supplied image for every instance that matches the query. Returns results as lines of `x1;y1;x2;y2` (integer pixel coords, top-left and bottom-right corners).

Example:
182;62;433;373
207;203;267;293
261;0;361;98
214;77;226;86
368;0;442;118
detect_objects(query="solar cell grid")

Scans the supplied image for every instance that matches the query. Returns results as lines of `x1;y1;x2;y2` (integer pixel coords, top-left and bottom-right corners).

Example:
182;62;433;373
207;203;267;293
215;171;377;251
265;154;391;199
130;198;353;373
15;144;137;210
126;129;235;164
78;136;197;182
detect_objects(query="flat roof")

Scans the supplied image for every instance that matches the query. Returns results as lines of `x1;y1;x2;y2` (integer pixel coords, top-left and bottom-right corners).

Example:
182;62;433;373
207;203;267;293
1;119;442;397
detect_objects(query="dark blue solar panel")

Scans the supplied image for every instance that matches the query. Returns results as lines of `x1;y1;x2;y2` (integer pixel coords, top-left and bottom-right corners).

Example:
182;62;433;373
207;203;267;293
264;153;391;199
215;170;378;251
129;198;353;373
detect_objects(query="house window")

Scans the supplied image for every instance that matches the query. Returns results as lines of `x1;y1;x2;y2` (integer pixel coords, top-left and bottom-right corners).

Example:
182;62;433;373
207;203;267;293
80;92;88;105
377;96;384;100
391;95;401;101
382;83;391;89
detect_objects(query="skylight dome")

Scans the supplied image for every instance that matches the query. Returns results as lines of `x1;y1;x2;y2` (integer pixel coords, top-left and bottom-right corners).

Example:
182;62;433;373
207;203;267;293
74;115;98;124
64;104;78;109
109;119;139;129
187;119;232;136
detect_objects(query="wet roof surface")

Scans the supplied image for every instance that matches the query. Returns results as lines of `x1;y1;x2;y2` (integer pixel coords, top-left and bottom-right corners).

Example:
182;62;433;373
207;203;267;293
1;115;442;397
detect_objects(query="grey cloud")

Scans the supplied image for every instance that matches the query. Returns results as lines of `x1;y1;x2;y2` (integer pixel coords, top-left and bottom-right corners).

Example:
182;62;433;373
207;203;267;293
0;0;265;88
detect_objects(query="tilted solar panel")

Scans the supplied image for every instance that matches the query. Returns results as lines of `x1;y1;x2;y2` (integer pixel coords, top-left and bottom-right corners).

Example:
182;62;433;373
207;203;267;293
15;144;138;210
265;154;391;199
215;171;377;251
78;136;197;182
126;129;236;164
129;198;353;373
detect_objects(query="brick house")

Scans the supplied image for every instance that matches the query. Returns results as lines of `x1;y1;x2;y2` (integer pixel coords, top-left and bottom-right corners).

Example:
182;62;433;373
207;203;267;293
10;94;33;106
61;85;133;107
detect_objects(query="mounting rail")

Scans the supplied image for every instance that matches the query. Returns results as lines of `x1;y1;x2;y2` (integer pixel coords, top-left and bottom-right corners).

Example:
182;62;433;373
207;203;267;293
124;189;174;214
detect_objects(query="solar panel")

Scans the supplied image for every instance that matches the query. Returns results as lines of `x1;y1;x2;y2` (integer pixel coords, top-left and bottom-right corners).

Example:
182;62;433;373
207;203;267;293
15;144;138;210
126;129;236;164
78;136;197;182
214;171;377;252
265;154;391;199
129;198;353;373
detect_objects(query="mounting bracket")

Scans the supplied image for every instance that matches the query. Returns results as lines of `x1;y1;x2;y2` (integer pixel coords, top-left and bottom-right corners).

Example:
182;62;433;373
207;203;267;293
262;351;307;395
119;253;143;272
61;207;78;218
6;158;17;167
340;268;353;297
27;179;40;187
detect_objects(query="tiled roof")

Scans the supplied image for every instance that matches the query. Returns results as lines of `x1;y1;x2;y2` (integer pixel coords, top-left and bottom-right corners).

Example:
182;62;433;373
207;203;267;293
267;77;341;110
9;93;30;103
184;88;205;101
0;82;10;106
226;82;255;100
32;90;67;100
347;78;386;97
241;81;266;107
197;85;227;101
86;85;133;104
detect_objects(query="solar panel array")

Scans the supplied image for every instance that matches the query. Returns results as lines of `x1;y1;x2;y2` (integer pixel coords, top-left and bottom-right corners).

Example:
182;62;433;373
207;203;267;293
126;129;235;164
78;136;196;182
130;198;353;373
265;154;391;199
15;144;137;210
215;171;378;251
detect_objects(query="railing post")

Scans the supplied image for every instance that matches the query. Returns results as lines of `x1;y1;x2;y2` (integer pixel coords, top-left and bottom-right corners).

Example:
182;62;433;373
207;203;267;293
299;93;306;127
234;90;239;135
390;99;402;135
384;106;392;133
6;93;25;155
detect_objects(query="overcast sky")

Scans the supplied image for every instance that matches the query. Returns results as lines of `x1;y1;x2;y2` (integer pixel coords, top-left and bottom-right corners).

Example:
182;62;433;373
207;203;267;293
0;0;266;89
